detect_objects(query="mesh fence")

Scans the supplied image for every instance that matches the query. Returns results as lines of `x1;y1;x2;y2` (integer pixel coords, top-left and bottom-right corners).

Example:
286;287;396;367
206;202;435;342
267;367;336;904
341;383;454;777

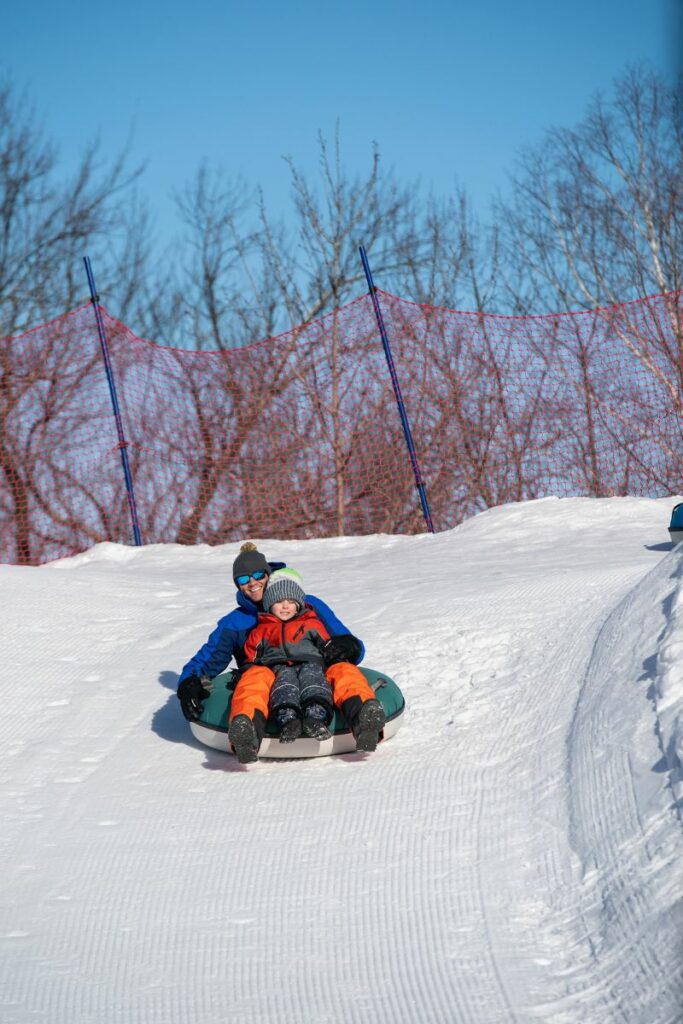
1;289;682;565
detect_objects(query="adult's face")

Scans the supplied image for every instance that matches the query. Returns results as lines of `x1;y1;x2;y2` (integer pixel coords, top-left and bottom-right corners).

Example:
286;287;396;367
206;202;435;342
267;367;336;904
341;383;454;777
238;573;268;603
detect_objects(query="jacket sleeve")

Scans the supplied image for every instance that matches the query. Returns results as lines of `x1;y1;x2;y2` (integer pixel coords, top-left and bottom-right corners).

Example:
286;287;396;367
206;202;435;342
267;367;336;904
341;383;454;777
179;614;242;682
305;594;365;664
243;624;263;664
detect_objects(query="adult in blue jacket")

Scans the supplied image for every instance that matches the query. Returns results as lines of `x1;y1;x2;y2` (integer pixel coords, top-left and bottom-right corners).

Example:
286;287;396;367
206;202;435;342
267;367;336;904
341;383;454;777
177;543;383;761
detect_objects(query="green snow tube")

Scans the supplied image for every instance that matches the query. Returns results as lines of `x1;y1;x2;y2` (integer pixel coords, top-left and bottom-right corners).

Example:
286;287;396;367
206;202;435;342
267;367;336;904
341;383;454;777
189;666;405;758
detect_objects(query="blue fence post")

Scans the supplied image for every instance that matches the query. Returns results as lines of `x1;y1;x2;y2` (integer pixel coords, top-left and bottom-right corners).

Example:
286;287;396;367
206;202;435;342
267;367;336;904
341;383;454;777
83;256;143;546
359;245;435;533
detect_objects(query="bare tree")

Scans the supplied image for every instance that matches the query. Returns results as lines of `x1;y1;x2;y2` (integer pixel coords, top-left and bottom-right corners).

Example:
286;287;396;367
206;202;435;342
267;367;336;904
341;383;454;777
130;133;492;541
258;130;420;325
496;66;683;498
0;79;161;561
157;129;492;348
500;65;683;313
0;80;152;338
0;307;116;563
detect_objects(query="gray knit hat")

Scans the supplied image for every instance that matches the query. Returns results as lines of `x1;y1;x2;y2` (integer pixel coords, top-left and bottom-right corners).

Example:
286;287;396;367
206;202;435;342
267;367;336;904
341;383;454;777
233;542;270;583
262;568;306;613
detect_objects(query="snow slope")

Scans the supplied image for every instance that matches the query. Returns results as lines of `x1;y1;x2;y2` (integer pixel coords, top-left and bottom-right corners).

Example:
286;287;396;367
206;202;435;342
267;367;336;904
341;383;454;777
1;496;682;1024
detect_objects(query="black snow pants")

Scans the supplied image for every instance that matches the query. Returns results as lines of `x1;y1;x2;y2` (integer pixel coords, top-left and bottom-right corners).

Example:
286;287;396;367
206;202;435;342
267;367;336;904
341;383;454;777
268;663;334;723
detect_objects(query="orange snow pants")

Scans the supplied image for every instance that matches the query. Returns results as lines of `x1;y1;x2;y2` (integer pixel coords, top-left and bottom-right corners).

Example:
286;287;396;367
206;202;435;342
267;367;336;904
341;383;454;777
229;661;376;723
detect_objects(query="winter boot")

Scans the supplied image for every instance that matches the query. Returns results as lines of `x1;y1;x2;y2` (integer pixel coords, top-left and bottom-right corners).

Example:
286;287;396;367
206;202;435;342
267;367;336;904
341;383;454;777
302;717;332;741
353;699;386;752
302;702;331;741
279;717;303;743
228;714;259;764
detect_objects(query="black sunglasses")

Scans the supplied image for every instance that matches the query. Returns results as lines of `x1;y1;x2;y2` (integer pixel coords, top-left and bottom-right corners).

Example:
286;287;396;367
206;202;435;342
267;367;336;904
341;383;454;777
234;570;267;586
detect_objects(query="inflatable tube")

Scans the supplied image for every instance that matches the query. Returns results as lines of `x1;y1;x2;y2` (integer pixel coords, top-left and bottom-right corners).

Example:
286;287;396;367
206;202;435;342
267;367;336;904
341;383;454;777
190;666;405;758
669;502;683;545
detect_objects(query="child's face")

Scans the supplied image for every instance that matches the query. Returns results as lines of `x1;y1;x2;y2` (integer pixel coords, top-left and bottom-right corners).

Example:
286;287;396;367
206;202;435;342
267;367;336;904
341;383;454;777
270;599;298;621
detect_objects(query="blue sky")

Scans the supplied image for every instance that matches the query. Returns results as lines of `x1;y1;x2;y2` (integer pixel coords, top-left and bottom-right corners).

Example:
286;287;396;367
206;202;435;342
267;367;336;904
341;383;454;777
3;0;680;254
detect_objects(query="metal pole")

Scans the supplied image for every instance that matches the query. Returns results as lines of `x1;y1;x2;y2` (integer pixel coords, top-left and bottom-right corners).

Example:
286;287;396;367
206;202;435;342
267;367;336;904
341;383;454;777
83;256;142;546
359;245;435;533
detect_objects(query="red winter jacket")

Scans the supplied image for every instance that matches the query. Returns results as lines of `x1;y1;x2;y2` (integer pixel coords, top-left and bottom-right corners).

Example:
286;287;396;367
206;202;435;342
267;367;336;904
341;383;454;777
243;606;331;666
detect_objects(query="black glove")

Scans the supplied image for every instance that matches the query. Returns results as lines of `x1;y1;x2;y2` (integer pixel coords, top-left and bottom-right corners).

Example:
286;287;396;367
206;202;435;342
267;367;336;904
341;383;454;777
323;634;362;666
177;675;211;721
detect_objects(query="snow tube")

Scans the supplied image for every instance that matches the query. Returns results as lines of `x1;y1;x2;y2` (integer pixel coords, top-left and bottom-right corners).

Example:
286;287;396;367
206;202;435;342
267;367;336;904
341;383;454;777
189;666;405;758
669;503;683;545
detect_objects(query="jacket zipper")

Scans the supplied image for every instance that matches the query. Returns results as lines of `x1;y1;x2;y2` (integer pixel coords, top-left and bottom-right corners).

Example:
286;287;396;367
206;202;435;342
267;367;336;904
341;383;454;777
281;618;305;661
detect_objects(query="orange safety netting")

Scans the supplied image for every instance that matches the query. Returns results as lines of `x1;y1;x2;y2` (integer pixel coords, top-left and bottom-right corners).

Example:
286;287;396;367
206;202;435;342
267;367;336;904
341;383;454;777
1;289;682;565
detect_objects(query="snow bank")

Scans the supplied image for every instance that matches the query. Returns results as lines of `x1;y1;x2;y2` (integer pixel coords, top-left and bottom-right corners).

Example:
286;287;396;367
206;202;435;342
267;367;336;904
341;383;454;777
654;554;683;813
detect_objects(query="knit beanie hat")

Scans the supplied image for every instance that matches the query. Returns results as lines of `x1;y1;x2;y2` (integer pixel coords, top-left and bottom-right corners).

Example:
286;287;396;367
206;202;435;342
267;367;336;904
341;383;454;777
232;542;270;583
262;568;306;613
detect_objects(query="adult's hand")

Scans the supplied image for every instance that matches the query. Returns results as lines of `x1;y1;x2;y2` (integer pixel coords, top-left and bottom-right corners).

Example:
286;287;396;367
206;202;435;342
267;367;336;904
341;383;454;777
177;675;211;720
323;634;362;666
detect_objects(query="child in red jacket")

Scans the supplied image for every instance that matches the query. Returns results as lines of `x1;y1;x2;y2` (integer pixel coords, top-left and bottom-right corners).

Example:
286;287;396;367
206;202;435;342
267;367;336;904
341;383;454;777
229;568;385;761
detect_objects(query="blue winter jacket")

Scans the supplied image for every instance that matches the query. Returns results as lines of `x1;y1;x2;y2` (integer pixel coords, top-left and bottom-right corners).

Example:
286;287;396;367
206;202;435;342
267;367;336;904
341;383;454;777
179;574;364;683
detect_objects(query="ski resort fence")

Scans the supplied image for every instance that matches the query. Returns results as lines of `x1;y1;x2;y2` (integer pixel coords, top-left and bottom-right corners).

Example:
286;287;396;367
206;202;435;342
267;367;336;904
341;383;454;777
1;289;683;565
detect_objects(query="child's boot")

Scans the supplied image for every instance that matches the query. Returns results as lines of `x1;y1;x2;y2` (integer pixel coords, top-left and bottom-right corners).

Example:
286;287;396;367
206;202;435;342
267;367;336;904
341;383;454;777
353;699;386;752
228;714;259;763
302;702;332;741
280;718;303;742
277;708;302;743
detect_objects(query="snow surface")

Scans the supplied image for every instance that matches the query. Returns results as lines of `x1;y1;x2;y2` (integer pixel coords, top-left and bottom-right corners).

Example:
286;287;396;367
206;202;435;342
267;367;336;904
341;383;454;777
1;496;682;1024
